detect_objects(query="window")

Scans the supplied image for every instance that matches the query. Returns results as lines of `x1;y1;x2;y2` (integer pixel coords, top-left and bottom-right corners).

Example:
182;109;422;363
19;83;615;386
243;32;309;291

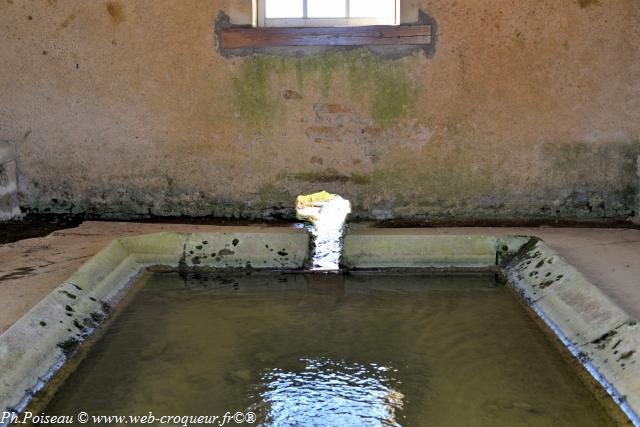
220;0;430;51
255;0;400;27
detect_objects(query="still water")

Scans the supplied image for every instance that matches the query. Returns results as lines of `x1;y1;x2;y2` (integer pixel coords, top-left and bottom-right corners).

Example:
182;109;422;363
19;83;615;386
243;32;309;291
45;272;618;426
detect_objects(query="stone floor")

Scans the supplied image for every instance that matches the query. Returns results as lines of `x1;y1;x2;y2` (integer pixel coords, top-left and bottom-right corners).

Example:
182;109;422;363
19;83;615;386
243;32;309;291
0;221;638;334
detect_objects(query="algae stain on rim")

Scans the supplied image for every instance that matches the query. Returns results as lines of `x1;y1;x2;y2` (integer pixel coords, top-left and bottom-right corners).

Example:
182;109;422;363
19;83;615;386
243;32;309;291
295;191;351;271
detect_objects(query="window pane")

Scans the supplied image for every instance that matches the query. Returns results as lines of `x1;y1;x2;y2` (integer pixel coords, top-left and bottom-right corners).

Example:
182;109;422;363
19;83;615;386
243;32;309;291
307;0;346;18
350;0;395;18
265;0;303;18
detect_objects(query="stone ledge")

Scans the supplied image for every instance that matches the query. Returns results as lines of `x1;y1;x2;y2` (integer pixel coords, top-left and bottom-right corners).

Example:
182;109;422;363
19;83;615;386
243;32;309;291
0;229;310;418
505;239;640;423
342;229;501;268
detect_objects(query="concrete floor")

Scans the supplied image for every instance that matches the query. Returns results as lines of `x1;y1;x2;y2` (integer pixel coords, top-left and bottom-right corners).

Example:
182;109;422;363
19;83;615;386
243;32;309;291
0;222;638;335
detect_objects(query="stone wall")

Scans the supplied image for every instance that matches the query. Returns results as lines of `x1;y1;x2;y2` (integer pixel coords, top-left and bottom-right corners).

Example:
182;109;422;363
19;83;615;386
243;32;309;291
0;142;20;221
0;0;638;220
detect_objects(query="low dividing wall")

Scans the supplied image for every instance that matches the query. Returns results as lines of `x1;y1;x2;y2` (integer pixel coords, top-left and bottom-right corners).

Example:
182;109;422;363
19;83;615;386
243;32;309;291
342;229;529;268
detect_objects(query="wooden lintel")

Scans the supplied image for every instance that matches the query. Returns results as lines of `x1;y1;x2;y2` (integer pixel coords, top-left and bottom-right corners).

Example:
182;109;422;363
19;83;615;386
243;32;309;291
220;25;432;49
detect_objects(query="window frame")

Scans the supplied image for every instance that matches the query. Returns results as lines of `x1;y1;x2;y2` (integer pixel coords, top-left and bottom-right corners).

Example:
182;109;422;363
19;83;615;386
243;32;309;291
253;0;401;28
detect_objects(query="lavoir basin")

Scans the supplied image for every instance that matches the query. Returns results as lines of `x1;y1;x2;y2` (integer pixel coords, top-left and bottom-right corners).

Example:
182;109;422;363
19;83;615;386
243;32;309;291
44;271;620;426
0;229;638;426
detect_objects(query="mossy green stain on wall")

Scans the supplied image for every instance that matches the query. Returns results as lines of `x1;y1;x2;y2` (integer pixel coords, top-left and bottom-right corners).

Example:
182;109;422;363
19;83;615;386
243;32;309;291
541;141;640;206
231;50;421;131
288;51;344;97
232;56;281;133
342;50;419;125
353;140;640;219
369;69;416;126
256;182;292;208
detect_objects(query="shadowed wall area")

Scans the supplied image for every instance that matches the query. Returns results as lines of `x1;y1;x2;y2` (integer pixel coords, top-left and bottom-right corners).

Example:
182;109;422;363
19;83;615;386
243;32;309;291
0;0;638;220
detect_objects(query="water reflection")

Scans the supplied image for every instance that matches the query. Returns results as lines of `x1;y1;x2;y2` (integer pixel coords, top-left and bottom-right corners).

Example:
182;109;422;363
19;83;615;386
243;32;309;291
252;358;404;427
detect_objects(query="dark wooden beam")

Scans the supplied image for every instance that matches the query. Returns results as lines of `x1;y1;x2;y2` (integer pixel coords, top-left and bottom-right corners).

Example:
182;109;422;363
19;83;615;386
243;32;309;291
220;25;431;49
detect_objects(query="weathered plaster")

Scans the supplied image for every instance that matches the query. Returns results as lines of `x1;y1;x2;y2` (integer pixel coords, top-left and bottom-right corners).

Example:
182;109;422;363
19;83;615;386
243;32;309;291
0;0;639;220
